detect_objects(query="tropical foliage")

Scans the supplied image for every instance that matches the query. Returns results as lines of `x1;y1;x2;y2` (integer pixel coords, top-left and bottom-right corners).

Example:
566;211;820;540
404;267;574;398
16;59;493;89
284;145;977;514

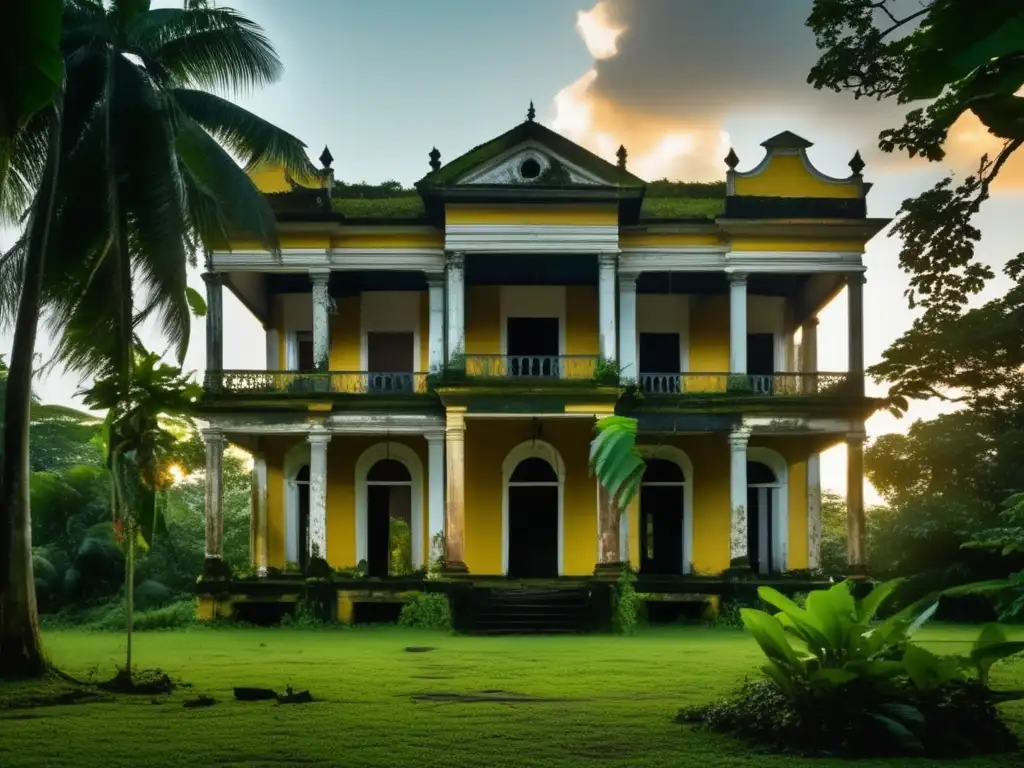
589;416;642;509
683;579;1024;756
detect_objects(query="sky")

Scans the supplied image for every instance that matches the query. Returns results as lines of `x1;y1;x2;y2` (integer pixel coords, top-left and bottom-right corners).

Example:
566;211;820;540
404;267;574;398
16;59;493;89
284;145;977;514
3;0;1023;501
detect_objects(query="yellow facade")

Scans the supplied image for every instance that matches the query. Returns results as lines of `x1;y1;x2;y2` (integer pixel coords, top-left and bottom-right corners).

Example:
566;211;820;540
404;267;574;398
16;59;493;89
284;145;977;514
732;154;861;199
256;426;815;576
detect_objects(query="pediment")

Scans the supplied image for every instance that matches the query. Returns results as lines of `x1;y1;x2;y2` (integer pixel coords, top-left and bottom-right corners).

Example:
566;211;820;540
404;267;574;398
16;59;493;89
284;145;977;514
456;142;608;186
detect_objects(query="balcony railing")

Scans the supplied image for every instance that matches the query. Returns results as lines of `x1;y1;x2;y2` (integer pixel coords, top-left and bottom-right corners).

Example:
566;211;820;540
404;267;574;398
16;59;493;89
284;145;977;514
208;371;431;395
638;372;852;396
461;354;602;380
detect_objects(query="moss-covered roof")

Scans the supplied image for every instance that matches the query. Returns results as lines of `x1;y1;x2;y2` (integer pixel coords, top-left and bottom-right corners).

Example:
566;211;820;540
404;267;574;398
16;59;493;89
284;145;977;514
639;180;726;221
328;180;426;220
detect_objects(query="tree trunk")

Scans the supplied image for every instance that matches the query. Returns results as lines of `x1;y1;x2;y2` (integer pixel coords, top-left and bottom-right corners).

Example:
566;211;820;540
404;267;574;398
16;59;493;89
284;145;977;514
0;98;63;679
125;520;134;679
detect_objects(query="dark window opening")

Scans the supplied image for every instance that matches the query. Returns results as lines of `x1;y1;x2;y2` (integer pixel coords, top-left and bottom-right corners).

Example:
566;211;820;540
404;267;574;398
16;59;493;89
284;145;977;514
520;158;541;179
506;317;559;376
297;332;314;372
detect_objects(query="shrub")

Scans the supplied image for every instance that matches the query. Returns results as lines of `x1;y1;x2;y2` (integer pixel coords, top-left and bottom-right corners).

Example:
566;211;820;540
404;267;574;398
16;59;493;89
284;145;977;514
90;599;196;631
613;565;640;634
683;579;1024;757
398;593;451;630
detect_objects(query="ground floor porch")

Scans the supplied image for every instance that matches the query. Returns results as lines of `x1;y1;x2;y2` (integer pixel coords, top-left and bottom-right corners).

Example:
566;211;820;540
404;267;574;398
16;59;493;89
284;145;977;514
200;410;867;584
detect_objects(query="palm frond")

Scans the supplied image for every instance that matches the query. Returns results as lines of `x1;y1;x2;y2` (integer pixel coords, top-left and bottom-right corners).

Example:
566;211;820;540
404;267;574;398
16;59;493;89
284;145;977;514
0;108;52;227
589;416;645;509
172;88;314;175
176;114;280;252
132;7;282;95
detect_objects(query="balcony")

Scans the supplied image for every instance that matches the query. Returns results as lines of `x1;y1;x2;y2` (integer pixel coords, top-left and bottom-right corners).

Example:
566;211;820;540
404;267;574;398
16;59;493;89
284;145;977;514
456;354;610;383
637;372;852;396
206;371;431;396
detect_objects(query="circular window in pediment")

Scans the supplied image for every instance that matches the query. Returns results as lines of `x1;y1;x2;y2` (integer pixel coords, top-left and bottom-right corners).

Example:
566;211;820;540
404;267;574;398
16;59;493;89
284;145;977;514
519;158;542;180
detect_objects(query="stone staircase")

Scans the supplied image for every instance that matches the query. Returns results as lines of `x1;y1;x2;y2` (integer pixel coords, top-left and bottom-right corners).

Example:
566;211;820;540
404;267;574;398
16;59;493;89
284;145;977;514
465;586;593;635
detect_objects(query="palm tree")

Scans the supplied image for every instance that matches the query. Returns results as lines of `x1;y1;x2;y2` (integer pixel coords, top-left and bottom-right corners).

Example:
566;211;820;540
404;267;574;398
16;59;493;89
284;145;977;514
0;0;315;678
82;349;201;682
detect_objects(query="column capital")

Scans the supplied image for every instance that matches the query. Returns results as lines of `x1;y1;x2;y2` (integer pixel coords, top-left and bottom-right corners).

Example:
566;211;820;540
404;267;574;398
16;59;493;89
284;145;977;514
728;428;751;448
619;271;639;288
202;429;226;445
424;431;446;443
845;430;867;445
846;272;867;286
446;251;465;269
727;271;748;285
201;271;223;286
426;273;445;288
307;431;332;446
597;252;619;268
309;268;331;284
802;315;820;329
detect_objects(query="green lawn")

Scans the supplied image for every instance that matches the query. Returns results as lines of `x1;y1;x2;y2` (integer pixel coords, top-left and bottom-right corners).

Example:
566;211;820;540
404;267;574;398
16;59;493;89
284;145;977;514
1;624;1023;767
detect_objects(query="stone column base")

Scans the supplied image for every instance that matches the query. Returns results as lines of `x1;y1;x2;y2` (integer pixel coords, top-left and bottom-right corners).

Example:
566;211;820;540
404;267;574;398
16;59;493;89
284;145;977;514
203;557;231;581
593;561;624;579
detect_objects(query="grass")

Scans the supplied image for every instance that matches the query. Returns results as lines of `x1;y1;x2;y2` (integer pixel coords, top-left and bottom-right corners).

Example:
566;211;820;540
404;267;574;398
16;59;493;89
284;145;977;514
639;196;726;220
1;624;1022;767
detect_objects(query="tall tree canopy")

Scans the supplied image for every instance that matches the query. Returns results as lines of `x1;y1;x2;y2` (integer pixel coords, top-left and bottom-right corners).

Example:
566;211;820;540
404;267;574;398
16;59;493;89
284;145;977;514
807;0;1024;407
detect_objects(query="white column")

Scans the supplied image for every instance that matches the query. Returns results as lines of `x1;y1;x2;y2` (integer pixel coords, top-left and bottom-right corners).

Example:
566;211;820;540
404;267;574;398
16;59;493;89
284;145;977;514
806;452;822;570
307;431;331;561
310;270;331;371
618;272;638;380
426;433;445;565
729;273;748;374
427;275;445;372
598;253;618;362
728;428;750;568
203;272;224;390
800;316;819;394
846;430;867;574
203;430;225;565
265;328;280;370
445;252;465;361
847;274;865;395
251;454;269;576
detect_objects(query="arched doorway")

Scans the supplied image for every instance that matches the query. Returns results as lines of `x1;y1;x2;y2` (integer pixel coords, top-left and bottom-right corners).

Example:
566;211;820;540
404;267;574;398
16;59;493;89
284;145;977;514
294;465;311;570
505;456;560;579
747;460;782;575
365;459;413;577
639;459;686;576
355;442;425;571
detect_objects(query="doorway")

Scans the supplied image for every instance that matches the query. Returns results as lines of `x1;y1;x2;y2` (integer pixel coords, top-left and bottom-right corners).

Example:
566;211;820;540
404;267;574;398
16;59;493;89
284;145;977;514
747;333;775;394
295;465;310;570
747;460;778;575
296;332;315;372
506;457;559;578
366;332;415;392
639;332;681;393
639;459;686;575
506;317;560;377
365;458;413;577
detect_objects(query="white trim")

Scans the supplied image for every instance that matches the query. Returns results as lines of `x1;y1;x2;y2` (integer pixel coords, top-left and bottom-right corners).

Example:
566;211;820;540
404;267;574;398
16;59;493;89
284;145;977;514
210;249;445;275
445;224;619;254
501;440;566;576
285;331;298;371
204;411;445;437
265;329;279;370
747;446;789;573
727;146;857;196
726;251;864;274
637;445;694;574
354;442;425;570
283;441;311;565
499;286;566;363
620;247;727;274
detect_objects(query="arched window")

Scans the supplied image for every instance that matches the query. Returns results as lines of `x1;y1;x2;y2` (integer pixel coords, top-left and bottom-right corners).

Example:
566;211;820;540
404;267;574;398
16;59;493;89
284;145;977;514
367;459;411;483
509;457;558;484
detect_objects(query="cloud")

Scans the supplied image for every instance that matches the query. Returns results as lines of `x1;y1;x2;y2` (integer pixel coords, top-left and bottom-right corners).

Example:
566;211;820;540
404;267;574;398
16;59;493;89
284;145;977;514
551;0;914;182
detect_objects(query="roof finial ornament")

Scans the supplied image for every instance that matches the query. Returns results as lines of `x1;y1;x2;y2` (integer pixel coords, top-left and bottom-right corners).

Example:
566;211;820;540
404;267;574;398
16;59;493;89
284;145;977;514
428;147;441;172
724;148;740;170
616;145;628;170
319;145;334;169
849;150;865;175
527;100;536;122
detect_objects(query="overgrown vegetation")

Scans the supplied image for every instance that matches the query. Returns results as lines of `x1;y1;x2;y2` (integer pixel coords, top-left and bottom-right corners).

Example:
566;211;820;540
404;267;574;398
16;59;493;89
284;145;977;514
397;593;452;630
682;580;1024;757
612;564;641;635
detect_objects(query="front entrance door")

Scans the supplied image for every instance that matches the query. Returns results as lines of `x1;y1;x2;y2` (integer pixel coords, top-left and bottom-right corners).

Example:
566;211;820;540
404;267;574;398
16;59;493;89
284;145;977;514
639;332;681;393
639;459;685;575
506;317;559;377
295;465;310;569
366;459;413;576
507;457;559;578
747;461;777;575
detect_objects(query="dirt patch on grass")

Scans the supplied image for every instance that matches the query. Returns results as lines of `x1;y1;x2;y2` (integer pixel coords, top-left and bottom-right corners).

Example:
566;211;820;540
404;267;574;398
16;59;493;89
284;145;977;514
411;689;569;704
98;668;176;695
0;687;112;710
